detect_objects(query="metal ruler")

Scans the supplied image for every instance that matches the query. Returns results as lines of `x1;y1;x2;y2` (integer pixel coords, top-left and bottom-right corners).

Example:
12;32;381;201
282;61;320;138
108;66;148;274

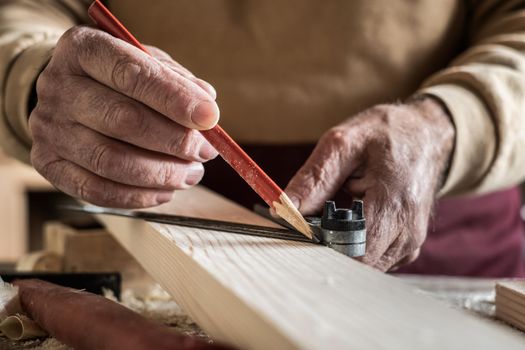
61;200;366;257
61;205;313;243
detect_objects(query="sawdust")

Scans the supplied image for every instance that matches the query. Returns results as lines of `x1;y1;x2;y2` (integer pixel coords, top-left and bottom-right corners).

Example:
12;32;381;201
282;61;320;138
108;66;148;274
118;285;208;339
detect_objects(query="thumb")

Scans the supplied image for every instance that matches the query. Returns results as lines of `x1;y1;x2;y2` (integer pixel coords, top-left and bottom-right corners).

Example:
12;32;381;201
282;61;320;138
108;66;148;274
285;128;363;215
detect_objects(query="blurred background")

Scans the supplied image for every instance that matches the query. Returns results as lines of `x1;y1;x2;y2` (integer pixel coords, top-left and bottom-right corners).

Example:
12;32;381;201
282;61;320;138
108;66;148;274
0;152;99;269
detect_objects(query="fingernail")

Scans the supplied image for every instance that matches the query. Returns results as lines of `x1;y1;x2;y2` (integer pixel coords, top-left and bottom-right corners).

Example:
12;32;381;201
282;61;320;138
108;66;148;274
156;192;173;204
196;79;217;100
199;142;218;160
185;163;204;186
191;101;220;129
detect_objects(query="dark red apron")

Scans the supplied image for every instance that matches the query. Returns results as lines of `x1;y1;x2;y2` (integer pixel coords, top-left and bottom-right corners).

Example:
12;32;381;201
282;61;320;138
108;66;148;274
201;145;525;278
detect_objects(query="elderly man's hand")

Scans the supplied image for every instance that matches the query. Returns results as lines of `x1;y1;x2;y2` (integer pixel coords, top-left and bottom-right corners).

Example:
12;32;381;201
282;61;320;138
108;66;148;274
29;26;219;208
285;97;455;271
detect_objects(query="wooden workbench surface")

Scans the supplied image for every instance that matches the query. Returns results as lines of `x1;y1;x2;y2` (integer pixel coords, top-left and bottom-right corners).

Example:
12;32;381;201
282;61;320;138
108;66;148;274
1;275;523;349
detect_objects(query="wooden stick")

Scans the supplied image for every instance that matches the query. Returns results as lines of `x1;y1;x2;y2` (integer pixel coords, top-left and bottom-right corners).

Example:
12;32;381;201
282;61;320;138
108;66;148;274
87;0;312;239
96;186;525;350
14;279;232;350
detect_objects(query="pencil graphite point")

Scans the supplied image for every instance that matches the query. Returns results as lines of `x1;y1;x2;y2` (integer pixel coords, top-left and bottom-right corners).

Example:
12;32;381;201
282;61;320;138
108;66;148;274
273;194;313;239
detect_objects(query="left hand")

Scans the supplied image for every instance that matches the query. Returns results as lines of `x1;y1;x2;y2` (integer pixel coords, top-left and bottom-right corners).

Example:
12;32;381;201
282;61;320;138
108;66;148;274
285;97;455;271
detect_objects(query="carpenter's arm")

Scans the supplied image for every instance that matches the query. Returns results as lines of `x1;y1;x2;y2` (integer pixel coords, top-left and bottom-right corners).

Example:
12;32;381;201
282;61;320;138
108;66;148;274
284;0;525;271
420;0;525;196
0;0;90;162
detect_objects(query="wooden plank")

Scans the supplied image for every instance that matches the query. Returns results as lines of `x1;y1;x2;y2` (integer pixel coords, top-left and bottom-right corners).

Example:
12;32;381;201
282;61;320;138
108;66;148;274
96;186;525;349
496;281;525;331
43;222;154;291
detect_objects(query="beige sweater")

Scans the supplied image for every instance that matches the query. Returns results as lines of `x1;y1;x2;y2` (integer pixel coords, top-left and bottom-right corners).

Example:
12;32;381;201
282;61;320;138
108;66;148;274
1;0;525;197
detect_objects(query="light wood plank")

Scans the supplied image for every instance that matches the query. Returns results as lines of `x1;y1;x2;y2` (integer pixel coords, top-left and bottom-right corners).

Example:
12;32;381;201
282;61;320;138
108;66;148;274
96;186;525;349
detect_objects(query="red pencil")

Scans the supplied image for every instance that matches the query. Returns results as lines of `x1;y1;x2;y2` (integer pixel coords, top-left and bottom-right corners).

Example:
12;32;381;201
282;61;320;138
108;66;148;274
87;0;312;238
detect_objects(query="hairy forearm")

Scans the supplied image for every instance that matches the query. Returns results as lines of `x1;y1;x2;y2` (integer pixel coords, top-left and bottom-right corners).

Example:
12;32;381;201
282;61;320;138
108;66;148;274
405;95;455;195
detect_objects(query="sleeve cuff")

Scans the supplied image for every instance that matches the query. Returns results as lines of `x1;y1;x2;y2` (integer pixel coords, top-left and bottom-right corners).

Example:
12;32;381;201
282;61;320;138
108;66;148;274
0;40;56;164
418;84;497;197
5;40;55;144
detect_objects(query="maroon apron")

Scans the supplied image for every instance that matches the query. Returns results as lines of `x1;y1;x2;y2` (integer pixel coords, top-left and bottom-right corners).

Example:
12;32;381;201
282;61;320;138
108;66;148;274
201;145;525;278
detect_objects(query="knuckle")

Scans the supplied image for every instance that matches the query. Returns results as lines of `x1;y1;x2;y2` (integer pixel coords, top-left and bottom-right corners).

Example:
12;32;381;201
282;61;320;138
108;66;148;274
57;26;93;62
35;71;52;99
28;106;52;143
59;26;86;47
111;57;141;93
59;25;101;55
101;100;148;138
170;90;194;119
58;26;111;75
168;130;200;159
32;153;62;185
158;163;186;188
323;127;352;150
75;175;95;202
35;69;65;105
90;143;113;174
126;191;158;208
111;56;161;97
75;175;119;207
57;27;80;52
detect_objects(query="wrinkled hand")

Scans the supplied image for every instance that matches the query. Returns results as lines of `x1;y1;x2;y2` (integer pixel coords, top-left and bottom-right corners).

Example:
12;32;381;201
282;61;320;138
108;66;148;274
285;97;455;271
30;26;219;208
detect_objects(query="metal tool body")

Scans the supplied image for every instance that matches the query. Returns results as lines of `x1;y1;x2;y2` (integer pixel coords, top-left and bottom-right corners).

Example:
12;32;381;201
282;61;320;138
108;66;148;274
62;201;366;257
309;201;366;257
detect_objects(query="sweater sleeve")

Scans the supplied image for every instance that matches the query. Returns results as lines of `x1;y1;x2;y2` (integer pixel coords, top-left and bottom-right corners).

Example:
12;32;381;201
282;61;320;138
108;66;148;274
418;0;525;196
0;0;89;163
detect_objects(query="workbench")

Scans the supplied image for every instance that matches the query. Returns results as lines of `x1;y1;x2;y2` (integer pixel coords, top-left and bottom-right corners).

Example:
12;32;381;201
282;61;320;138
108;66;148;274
1;275;523;349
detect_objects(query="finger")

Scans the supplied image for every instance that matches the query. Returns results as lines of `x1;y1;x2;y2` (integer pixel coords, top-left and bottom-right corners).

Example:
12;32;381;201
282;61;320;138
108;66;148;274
61;26;219;130
44;122;204;190
390;248;421;271
405;248;421;265
372;227;422;272
285;127;364;215
371;233;409;272
145;46;194;77
67;76;218;161
357;188;401;267
31;151;172;208
146;46;217;99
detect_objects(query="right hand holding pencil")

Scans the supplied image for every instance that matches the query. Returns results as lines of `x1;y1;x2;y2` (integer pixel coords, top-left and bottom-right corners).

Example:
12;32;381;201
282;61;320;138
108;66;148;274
29;26;220;208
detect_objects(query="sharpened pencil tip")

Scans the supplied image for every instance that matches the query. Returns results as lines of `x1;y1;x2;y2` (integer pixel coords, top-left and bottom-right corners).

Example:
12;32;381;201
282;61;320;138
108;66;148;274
272;194;313;239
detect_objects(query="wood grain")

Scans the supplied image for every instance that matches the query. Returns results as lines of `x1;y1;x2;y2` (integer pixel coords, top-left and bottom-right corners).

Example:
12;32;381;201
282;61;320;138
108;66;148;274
496;281;525;332
96;186;525;349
